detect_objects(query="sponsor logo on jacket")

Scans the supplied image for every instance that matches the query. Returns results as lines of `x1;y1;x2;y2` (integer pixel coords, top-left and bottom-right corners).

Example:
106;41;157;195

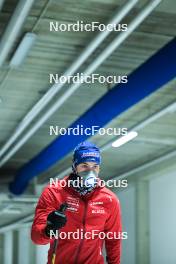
66;196;80;212
92;209;105;214
90;201;103;206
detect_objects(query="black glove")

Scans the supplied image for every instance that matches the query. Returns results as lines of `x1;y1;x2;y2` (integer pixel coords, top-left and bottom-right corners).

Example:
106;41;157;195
45;210;67;237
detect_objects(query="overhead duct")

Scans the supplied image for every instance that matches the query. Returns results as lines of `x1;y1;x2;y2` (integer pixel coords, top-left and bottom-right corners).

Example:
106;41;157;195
0;0;35;66
9;37;176;195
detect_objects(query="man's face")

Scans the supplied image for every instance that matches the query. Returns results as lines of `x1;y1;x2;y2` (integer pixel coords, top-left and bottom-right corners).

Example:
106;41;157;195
76;162;100;174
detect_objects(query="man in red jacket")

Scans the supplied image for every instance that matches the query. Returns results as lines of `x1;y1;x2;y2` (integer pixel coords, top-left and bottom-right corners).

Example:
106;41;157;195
31;141;122;264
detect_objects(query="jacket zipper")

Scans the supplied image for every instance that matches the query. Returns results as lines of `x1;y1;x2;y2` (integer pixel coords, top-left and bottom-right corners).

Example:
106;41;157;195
74;200;88;264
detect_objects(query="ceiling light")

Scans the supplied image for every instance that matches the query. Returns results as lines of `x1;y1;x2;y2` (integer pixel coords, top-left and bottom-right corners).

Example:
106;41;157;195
9;32;37;68
112;131;138;148
167;101;176;113
0;0;5;11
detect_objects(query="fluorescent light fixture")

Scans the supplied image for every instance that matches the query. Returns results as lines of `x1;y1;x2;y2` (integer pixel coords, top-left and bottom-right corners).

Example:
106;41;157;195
167;101;176;113
9;32;37;68
0;0;5;11
112;131;138;148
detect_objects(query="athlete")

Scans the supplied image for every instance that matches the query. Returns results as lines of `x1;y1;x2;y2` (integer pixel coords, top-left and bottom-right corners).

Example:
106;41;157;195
31;141;122;264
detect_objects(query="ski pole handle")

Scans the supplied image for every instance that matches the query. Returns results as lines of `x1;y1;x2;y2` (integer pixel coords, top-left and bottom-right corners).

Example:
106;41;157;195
59;203;68;213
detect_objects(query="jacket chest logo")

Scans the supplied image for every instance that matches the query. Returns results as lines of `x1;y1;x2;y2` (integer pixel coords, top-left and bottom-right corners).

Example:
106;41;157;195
66;196;80;212
90;201;105;214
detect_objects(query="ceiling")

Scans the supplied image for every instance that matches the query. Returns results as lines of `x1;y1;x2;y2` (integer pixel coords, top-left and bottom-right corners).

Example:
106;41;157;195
0;0;176;226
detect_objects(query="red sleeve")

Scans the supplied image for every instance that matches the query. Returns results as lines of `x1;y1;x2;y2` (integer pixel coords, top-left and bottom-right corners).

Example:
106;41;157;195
104;196;122;264
31;186;60;245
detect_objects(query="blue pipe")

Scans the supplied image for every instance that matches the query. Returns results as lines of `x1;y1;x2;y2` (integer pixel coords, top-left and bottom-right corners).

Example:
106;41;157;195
9;37;176;194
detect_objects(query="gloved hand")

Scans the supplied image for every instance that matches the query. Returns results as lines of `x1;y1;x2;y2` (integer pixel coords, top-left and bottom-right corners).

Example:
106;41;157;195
45;210;67;237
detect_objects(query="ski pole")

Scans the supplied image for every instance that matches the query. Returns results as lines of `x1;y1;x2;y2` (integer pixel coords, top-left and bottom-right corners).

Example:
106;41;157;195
51;203;68;264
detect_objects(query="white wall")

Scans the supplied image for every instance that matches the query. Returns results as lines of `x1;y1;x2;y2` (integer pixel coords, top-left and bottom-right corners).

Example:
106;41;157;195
149;171;176;264
4;231;13;264
0;235;3;264
115;185;136;264
17;227;49;264
18;228;30;264
36;244;50;264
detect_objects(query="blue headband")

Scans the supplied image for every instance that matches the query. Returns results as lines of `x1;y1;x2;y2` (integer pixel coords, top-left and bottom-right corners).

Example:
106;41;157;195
73;141;101;167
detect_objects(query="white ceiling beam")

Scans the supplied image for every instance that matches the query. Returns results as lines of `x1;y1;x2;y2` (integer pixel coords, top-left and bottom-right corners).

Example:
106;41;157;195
0;0;35;66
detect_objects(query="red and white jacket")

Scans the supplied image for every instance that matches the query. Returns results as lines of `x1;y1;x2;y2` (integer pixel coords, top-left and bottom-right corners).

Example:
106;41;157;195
31;176;122;264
